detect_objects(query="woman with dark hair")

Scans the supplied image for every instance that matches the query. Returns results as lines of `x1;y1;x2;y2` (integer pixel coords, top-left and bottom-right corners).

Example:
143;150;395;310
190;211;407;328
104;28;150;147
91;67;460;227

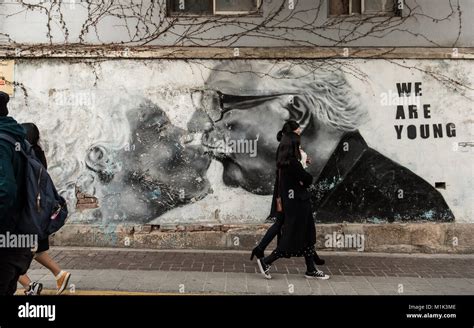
21;123;48;169
250;121;325;266
276;120;301;142
256;132;329;279
17;123;71;295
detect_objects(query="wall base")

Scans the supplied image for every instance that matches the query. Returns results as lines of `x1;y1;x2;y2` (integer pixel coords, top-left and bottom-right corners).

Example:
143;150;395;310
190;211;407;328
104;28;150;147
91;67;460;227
50;223;474;254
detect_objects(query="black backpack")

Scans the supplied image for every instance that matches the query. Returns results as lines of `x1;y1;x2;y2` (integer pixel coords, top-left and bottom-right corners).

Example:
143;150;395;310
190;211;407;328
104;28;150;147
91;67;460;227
0;133;68;240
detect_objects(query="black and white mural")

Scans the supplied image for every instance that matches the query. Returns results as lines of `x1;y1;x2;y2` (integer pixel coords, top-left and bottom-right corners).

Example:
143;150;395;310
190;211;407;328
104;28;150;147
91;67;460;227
11;60;473;225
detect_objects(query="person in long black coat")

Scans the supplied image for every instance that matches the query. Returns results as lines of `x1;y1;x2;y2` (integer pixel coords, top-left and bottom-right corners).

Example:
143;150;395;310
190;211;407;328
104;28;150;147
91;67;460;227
256;132;329;280
250;120;325;266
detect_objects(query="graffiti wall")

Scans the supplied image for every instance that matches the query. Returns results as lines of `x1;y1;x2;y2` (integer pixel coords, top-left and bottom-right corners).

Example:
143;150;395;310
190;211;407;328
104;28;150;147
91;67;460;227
9;59;473;225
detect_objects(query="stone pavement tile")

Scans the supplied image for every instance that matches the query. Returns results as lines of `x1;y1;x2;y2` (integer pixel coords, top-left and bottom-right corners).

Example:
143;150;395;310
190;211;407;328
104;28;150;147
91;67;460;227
434;288;472;295
448;290;474;295
396;284;418;294
78;276;123;291
444;284;474;293
326;275;347;282
389;276;422;284
309;283;336;295
266;274;293;295
336;288;358;295
28;268;50;275
246;274;271;295
225;273;248;294
203;272;227;293
69;270;113;284
26;273;49;282
158;271;187;293
344;276;369;283
376;290;398;295
353;287;379;295
285;275;312;295
350;281;375;290
427;278;474;288
137;271;170;292
365;276;391;283
92;269;128;281
410;289;446;295
182;272;207;293
402;280;433;289
401;291;430;295
434;283;474;292
329;282;357;295
369;282;399;292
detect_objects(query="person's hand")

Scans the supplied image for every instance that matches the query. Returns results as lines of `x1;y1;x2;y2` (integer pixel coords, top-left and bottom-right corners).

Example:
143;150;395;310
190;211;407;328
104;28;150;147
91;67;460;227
300;149;308;168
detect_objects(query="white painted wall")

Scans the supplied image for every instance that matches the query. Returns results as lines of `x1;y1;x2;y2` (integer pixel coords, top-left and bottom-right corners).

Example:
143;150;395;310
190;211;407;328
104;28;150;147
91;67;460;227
7;58;473;225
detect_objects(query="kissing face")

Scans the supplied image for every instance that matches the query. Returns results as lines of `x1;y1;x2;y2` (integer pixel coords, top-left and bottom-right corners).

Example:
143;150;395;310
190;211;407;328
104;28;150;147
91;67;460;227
189;92;292;195
85;101;212;223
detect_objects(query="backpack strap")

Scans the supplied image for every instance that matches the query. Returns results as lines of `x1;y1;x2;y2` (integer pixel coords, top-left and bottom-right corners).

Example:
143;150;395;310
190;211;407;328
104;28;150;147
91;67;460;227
0;133;30;158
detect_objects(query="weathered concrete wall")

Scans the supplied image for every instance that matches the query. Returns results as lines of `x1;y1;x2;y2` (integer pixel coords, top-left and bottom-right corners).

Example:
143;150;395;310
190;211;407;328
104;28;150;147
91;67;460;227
3;57;473;252
0;0;472;47
49;223;474;254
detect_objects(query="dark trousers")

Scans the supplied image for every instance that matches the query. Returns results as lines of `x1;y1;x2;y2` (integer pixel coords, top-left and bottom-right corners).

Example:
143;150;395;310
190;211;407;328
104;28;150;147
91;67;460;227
257;215;284;251
264;251;316;273
0;249;33;295
257;215;323;263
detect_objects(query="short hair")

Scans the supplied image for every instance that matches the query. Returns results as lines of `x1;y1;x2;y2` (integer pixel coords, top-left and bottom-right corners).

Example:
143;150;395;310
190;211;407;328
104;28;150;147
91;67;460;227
206;62;367;132
272;66;367;132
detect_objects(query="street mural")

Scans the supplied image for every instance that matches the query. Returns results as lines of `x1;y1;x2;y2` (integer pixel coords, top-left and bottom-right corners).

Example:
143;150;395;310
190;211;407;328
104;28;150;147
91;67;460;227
11;60;472;225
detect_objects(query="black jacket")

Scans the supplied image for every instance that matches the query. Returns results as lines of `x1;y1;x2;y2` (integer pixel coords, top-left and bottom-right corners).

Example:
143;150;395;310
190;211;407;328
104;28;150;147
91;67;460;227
276;158;316;256
0;117;26;234
312;132;455;223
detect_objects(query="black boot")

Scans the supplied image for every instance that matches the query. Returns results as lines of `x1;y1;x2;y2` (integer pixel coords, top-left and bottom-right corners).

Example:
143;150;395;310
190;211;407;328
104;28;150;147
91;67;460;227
250;246;264;261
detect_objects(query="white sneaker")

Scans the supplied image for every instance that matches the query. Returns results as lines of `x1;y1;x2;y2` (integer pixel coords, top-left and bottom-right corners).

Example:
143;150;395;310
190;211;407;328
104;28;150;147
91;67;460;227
24;282;43;296
257;258;272;279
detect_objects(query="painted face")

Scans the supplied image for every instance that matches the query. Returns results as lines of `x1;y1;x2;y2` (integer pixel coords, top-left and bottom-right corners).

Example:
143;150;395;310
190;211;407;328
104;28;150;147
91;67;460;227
189;91;294;194
85;103;212;222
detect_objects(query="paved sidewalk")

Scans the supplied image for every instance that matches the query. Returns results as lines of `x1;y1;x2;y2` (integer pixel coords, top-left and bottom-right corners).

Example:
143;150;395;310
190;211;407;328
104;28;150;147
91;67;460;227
20;247;474;295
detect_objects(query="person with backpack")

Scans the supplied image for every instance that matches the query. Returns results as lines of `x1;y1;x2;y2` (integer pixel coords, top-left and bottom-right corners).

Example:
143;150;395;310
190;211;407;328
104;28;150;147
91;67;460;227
0;91;34;296
17;123;71;296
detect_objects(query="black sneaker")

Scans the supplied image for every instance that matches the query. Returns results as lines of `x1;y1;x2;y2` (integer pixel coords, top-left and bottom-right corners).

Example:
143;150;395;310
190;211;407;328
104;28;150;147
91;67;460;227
25;282;43;296
305;270;329;280
257;258;272;279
